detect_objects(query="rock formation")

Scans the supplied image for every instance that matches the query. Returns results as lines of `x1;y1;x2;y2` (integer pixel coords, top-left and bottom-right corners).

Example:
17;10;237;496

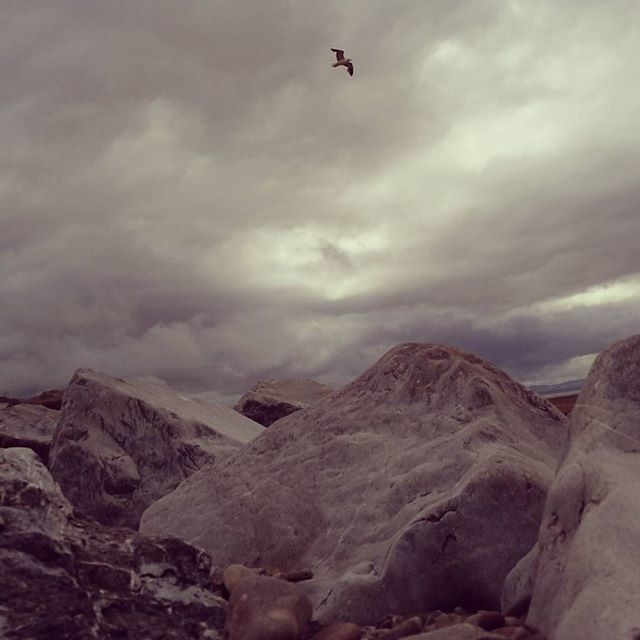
524;334;640;639
49;369;264;529
0;402;59;464
234;378;332;427
0;447;227;639
141;343;568;624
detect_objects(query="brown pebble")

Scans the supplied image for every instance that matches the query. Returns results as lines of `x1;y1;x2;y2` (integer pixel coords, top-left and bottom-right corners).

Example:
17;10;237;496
311;623;362;640
465;611;505;631
285;569;314;582
434;612;466;629
223;564;255;593
380;616;423;640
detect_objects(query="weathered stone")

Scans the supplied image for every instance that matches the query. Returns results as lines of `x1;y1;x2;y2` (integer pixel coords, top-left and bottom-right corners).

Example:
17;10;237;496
464;611;504;631
526;335;640;640
234;378;332;427
380;616;423;639
0;447;226;639
312;622;363;640
225;573;313;640
27;388;65;410
49;368;263;528
0;403;59;464
224;564;256;592
142;344;567;625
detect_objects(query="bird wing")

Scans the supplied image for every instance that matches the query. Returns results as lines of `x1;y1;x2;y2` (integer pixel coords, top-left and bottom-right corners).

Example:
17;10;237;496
331;48;345;61
347;62;354;76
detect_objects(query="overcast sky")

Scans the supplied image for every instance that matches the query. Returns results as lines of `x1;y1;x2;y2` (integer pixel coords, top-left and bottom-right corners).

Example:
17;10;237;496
2;1;639;401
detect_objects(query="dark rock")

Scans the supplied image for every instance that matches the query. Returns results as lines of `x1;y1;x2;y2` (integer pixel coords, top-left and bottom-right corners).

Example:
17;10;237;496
0;447;226;639
234;378;332;427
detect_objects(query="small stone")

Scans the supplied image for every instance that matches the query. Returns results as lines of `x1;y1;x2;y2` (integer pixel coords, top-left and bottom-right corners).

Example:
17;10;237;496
434;612;466;629
284;569;314;582
380;616;423;640
224;564;255;593
465;611;505;631
311;622;362;640
225;574;313;640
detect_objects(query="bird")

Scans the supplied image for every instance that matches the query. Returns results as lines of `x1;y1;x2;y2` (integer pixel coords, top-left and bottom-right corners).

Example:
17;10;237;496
330;48;354;77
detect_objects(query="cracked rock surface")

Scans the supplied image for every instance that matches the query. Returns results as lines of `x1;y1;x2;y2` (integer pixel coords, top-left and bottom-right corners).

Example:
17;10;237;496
141;343;568;624
524;334;640;640
49;369;264;528
0;447;226;639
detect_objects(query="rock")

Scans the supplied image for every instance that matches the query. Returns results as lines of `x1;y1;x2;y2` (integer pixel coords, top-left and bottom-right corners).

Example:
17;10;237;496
224;564;257;592
526;335;640;640
49;369;264;528
27;388;66;410
501;546;538;616
0;447;226;639
464;611;504;631
234;378;332;426
380;616;424;639
142;344;568;624
311;622;363;640
225;573;313;640
0;403;59;464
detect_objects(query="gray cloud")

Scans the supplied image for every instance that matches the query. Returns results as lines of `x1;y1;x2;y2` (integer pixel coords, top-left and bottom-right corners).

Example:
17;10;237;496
2;1;639;400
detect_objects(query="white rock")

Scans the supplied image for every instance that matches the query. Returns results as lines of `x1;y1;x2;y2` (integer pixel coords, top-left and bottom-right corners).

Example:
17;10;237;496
49;369;263;528
141;344;568;623
527;334;640;640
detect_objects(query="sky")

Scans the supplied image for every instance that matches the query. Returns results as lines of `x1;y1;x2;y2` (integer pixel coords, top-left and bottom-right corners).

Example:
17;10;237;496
2;0;639;402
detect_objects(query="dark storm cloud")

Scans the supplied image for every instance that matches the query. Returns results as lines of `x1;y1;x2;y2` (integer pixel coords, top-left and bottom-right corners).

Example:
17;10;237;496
1;1;639;399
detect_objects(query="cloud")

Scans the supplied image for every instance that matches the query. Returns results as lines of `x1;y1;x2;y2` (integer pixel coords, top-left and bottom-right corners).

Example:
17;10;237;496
1;1;639;400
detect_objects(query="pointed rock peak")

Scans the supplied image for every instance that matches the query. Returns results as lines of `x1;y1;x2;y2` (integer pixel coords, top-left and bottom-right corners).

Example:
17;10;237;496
337;343;547;414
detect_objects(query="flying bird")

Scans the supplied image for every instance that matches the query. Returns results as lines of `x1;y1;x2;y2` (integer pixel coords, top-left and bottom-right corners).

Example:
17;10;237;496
331;48;354;77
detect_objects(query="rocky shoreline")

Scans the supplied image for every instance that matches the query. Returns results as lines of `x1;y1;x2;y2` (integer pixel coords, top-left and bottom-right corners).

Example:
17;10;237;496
2;335;640;639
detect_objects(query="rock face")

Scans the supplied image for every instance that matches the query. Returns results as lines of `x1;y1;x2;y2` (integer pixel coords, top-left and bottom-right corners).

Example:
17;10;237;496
141;343;568;624
49;369;264;529
525;335;640;640
27;387;66;410
0;447;227;639
0;402;59;464
234;378;332;427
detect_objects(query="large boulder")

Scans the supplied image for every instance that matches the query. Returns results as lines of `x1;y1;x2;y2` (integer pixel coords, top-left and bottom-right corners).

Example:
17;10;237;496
234;378;332;426
0;402;59;464
0;447;227;639
141;343;568;624
525;335;640;640
49;369;264;529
